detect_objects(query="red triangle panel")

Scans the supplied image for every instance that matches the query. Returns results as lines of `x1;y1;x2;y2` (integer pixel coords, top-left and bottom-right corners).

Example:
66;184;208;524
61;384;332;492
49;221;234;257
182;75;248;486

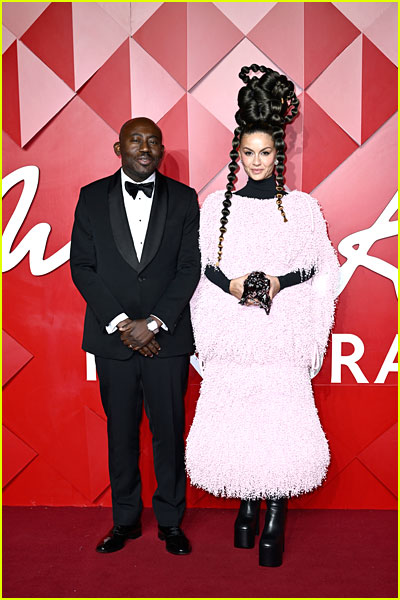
247;2;304;88
187;95;233;192
317;384;397;463
304;2;360;88
296;459;397;509
46;405;108;502
187;3;243;89
358;424;397;496
133;3;187;89
3;426;37;487
3;331;33;387
361;35;398;143
158;95;189;186
21;2;75;89
302;93;358;193
2;41;21;146
79;40;131;133
2;455;89;505
84;407;109;502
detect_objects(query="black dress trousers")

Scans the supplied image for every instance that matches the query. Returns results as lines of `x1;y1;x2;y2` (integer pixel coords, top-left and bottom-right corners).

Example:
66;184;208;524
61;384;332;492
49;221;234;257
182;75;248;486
95;352;189;527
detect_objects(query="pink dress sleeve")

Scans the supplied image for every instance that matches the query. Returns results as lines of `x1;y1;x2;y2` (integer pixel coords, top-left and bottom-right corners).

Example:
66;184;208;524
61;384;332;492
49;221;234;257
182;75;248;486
308;196;340;363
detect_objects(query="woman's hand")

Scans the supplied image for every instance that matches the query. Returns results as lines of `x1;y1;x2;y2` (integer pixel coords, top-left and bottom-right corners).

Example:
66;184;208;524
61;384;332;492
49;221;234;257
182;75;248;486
230;273;281;303
265;275;281;299
229;274;250;300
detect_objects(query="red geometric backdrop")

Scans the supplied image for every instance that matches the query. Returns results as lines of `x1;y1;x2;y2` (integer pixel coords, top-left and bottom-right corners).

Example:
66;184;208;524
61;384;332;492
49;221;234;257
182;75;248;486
2;2;397;509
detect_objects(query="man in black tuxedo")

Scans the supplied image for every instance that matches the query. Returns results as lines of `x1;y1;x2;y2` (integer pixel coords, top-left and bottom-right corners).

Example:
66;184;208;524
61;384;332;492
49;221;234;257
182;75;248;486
70;118;200;555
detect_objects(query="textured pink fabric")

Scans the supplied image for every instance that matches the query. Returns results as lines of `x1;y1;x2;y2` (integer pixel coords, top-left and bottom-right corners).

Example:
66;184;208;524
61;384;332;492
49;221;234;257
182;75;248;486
186;190;340;499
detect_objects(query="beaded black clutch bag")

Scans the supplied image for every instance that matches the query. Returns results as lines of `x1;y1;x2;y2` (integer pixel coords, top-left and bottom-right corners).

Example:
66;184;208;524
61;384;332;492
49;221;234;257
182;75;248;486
239;271;272;314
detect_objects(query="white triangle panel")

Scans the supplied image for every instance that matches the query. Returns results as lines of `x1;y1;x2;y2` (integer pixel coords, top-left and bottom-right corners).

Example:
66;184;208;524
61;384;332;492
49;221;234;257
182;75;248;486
333;2;392;31
307;36;363;144
131;2;163;34
213;2;277;35
364;4;397;66
191;38;302;133
2;2;50;38
97;2;131;33
130;39;185;123
17;41;75;146
3;26;16;54
72;2;129;91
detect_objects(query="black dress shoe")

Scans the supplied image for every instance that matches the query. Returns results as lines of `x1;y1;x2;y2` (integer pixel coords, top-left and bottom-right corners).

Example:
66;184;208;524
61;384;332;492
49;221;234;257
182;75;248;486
158;525;191;555
234;499;261;549
96;522;142;553
259;498;287;567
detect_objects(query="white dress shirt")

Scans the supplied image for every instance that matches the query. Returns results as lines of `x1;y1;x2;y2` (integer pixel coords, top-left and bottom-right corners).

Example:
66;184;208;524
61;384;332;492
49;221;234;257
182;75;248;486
121;168;156;261
106;169;166;334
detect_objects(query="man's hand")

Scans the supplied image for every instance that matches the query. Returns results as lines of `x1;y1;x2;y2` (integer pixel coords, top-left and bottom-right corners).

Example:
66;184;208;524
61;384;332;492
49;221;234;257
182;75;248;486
136;339;160;357
118;318;161;356
229;274;250;300
119;319;154;347
117;317;133;330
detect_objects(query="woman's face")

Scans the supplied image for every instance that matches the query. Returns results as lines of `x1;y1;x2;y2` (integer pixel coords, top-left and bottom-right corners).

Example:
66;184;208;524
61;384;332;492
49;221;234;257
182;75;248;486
239;132;277;180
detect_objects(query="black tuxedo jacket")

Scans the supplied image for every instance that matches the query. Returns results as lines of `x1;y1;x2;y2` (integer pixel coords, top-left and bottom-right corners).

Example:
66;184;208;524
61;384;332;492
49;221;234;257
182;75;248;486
70;170;201;359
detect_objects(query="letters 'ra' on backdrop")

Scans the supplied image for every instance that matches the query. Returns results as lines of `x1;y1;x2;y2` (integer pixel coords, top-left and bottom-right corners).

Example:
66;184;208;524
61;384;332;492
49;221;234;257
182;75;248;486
2;2;398;509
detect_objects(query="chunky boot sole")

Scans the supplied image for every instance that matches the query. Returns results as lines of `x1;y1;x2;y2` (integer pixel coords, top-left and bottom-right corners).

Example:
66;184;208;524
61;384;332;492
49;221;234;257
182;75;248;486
259;540;284;567
234;516;260;549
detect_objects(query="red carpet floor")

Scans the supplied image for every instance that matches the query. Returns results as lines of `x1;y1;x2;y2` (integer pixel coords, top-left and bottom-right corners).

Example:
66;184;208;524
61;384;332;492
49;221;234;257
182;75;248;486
2;507;397;598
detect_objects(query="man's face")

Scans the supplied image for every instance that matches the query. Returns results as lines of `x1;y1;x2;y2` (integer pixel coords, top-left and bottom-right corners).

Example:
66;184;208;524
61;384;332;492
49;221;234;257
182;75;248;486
114;119;164;181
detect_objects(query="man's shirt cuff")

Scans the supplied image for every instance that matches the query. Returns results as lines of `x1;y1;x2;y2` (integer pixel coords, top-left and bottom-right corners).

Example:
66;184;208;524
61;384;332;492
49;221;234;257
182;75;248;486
106;313;129;334
151;314;168;331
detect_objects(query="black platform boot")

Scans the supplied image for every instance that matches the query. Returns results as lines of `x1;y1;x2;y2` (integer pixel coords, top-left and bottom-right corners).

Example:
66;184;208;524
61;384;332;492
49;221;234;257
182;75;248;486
259;498;287;567
234;500;261;548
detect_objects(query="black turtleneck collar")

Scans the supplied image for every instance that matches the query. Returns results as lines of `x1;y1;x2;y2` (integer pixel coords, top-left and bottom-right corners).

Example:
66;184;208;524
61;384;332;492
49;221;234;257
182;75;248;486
235;174;281;200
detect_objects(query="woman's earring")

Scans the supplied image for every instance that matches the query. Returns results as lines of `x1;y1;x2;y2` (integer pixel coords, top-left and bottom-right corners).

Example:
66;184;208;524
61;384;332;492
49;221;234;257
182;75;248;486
274;159;278;166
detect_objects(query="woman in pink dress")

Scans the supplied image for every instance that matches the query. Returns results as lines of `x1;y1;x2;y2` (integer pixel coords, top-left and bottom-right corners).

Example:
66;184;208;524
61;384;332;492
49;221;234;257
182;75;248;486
186;65;339;567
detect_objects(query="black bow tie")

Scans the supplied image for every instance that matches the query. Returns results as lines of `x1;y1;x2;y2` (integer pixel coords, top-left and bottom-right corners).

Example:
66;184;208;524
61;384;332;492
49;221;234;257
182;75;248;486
125;181;154;199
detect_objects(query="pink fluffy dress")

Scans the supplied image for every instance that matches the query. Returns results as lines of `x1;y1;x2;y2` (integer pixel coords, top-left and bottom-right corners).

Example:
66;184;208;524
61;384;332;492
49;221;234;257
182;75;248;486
186;190;340;499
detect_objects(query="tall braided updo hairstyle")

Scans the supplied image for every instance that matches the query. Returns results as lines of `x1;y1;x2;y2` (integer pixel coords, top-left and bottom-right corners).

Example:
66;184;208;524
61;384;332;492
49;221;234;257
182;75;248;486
216;64;299;266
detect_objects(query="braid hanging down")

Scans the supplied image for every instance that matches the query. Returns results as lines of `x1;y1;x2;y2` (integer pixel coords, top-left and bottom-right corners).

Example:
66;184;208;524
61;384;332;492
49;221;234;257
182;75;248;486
217;126;241;266
216;64;300;266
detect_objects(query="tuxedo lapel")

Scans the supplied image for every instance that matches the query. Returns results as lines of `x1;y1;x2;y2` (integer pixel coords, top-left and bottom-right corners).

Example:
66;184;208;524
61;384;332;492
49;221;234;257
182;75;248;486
138;171;168;274
108;170;140;272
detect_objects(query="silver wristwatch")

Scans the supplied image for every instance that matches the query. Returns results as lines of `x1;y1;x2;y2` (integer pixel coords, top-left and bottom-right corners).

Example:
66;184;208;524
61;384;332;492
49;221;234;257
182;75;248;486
145;317;159;334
